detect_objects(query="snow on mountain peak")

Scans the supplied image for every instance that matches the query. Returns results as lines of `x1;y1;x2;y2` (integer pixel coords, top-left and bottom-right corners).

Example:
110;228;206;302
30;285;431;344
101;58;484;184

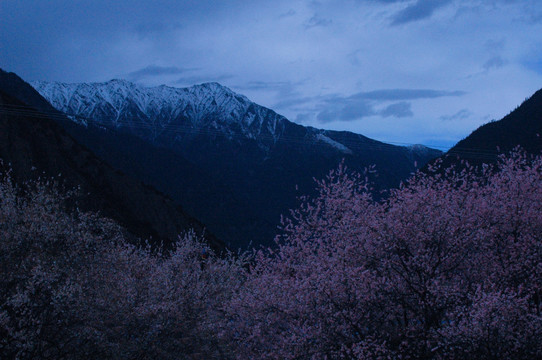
31;79;287;144
315;133;353;154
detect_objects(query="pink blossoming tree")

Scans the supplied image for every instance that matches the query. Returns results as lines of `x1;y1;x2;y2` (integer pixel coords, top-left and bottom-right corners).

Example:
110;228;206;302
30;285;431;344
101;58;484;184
2;150;542;359
227;152;542;359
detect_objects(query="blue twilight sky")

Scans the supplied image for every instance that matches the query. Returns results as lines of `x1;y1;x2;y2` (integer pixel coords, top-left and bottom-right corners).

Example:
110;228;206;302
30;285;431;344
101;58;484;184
2;0;542;149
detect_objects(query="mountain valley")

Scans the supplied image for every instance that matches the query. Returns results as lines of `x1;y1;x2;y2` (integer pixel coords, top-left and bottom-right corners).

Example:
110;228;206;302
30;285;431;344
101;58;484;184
31;78;442;248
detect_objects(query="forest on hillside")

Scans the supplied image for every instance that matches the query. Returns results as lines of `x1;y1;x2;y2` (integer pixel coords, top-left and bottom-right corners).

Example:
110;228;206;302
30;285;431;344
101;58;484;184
1;150;541;359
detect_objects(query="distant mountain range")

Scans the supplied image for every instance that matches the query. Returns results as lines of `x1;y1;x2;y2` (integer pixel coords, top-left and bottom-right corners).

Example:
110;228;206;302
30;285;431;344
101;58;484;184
0;67;540;250
31;79;441;248
0;69;223;251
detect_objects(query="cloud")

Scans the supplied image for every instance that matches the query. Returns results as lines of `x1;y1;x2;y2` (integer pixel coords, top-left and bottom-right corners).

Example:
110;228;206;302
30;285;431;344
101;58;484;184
485;39;505;52
174;74;235;86
304;15;332;29
134;21;183;39
524;58;542;75
316;98;376;123
355;0;409;4
233;80;309;111
295;113;313;123
440;109;472;121
127;65;197;81
339;100;376;120
380;102;413;118
391;0;453;25
279;9;296;18
520;47;542;75
316;110;337;123
274;96;316;110
313;88;464;123
352;88;466;101
483;56;506;71
236;80;292;91
347;49;363;67
511;1;542;24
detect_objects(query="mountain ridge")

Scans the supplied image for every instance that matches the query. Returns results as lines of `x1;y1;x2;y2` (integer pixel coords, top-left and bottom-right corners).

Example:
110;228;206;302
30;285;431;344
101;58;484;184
31;78;442;248
31;80;287;149
32;79;439;156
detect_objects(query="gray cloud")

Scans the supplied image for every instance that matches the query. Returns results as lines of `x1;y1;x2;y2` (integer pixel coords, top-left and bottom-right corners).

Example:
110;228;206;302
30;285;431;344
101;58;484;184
133;21;183;39
527;10;542;23
313;87;464;123
315;93;376;123
234;80;309;111
347;49;363;67
511;1;542;24
339;100;376;120
454;2;542;24
440;109;472;121
174;74;235;86
274;96;316;110
236;80;292;91
485;39;505;52
304;15;332;29
483;56;506;71
355;0;409;3
295;113;313;124
380;102;413;118
279;9;296;18
316;110;337;123
352;88;466;101
127;65;198;81
317;99;375;123
391;0;453;25
524;58;542;75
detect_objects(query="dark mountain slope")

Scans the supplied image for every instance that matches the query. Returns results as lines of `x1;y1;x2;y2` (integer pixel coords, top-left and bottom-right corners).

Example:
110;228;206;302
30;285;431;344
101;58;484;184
0;75;222;251
443;88;542;166
0;70;61;114
61;121;256;249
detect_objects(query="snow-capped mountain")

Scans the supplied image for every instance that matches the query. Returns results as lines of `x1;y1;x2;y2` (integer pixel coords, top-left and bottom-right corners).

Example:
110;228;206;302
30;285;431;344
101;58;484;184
32;79;442;248
32;80;293;149
31;79;418;156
